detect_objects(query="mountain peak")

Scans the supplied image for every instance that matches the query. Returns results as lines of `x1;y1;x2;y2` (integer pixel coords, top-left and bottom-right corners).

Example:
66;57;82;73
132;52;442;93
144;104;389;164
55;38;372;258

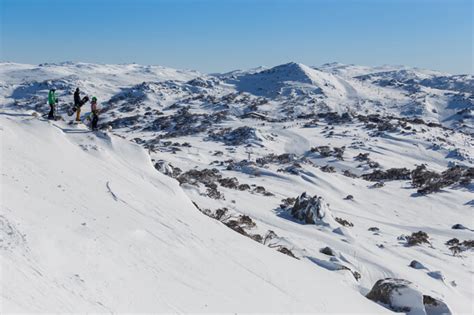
257;62;322;85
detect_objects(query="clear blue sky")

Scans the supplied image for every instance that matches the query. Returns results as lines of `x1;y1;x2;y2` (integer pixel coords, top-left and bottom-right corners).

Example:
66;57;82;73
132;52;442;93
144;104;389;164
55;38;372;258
0;0;472;74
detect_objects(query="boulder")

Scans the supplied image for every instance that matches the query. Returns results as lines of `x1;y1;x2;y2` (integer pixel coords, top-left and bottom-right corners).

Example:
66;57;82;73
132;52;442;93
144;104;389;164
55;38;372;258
423;295;452;315
320;246;335;256
366;278;452;315
409;260;426;270
451;223;467;230
289;192;336;226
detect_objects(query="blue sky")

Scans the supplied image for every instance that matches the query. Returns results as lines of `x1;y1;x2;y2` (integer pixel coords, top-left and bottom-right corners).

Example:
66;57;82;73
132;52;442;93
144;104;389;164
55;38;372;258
1;0;472;73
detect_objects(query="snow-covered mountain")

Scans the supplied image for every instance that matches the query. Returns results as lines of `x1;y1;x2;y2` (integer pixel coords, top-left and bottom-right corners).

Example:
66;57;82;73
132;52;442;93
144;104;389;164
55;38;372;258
1;61;473;314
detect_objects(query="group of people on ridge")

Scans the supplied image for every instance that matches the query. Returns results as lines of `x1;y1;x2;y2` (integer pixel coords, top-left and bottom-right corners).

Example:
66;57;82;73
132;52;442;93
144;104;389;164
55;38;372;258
47;87;100;130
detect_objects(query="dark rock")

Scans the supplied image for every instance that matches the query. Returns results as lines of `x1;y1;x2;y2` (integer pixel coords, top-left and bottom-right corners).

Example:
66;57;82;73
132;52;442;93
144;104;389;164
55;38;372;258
409;260;426;269
354;152;370;161
237;184;251;191
371;182;385;188
366;278;413;312
154;160;182;178
320;165;336;173
277;246;298;259
427;271;445;281
366;278;452;314
451;223;467;230
288;192;334;225
320;246;335;256
253;186;273;196
343;170;359;178
423;295;452;315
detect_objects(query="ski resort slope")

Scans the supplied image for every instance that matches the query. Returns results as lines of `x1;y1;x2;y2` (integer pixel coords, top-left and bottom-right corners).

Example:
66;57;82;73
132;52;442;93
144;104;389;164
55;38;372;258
0;113;389;313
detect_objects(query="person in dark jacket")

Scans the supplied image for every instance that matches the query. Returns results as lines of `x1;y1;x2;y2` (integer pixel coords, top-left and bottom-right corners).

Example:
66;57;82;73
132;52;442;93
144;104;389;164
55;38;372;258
90;96;100;130
73;88;82;121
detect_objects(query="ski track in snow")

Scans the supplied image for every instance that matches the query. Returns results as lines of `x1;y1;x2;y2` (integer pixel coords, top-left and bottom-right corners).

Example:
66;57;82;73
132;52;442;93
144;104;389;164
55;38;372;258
105;181;118;201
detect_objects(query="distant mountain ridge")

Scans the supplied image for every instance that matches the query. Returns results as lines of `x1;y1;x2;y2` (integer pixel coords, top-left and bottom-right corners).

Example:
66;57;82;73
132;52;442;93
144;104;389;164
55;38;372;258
0;61;472;132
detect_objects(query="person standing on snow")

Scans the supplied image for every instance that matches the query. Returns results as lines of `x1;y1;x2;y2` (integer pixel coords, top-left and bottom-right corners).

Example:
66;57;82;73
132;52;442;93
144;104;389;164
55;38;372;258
90;96;100;130
47;88;58;119
73;88;82;121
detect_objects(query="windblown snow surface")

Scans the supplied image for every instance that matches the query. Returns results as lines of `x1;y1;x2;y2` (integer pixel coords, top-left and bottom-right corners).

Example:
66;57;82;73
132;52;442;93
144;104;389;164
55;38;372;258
1;61;473;314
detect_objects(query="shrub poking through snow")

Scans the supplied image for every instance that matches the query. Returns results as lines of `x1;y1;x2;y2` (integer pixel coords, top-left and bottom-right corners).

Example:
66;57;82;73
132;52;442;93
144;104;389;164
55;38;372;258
446;239;474;256
256;153;298;166
199;207;298;259
311;146;345;160
335;217;354;227
253;185;274;196
218;177;240;189
462;240;474;248
177;168;268;197
280;197;297;209
405;231;430;246
445;238;459;246
449;246;462;256
411;164;474;194
177;168;224;199
362;168;411;182
208;126;261;146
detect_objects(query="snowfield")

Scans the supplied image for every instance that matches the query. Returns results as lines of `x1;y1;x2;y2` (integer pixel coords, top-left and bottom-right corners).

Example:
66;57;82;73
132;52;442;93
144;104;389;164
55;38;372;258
0;61;473;314
1;115;389;313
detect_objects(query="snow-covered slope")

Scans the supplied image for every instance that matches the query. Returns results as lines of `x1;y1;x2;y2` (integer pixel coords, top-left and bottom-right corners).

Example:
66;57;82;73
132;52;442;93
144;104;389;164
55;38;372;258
1;61;473;314
226;62;351;101
0;62;200;108
0;113;389;313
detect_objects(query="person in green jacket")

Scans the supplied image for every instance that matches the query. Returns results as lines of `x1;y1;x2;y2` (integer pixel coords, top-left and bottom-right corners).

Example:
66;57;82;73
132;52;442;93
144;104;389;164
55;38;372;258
47;88;58;119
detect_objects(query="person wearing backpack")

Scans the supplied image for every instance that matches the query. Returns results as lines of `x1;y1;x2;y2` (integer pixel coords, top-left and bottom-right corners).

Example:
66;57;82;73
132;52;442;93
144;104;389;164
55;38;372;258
90;96;100;130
